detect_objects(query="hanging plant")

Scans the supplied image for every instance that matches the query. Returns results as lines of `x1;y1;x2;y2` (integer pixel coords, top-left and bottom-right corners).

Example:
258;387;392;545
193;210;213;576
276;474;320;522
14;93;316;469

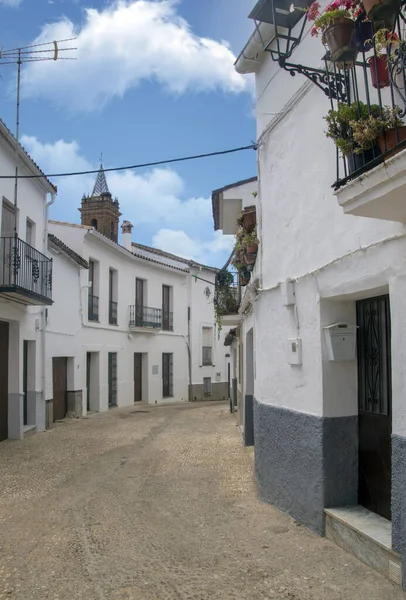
214;270;238;338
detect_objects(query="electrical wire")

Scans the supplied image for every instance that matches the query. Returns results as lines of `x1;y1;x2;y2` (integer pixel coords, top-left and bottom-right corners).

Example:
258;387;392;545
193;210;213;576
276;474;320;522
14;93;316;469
0;143;257;180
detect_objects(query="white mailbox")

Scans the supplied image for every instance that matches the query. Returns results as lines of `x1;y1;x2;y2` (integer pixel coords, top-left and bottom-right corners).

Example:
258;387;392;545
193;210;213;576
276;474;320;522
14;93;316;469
323;322;357;361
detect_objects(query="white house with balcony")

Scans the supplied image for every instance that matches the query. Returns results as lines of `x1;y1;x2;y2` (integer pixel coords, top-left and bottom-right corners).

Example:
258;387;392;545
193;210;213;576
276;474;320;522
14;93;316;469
212;0;406;589
47;166;230;415
0;120;55;441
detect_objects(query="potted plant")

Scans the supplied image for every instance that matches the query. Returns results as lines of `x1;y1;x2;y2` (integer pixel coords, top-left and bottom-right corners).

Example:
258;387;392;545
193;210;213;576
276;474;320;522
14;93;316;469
224;329;237;347
242;232;259;266
367;29;399;87
362;0;400;23
325;101;382;172
374;106;406;157
306;0;362;65
241;206;257;232
214;270;238;336
239;266;251;286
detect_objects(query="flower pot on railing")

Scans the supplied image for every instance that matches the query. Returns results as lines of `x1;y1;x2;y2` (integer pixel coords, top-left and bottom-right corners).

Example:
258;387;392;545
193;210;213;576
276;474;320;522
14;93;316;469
362;0;400;22
369;55;390;87
324;17;358;64
377;126;406;158
242;210;256;232
354;15;374;51
244;243;258;265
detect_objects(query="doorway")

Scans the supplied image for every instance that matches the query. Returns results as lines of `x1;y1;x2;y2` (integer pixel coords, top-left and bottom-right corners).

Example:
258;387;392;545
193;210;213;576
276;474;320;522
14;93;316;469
0;321;9;442
52;357;68;422
23;341;28;426
134;353;143;403
356;295;392;520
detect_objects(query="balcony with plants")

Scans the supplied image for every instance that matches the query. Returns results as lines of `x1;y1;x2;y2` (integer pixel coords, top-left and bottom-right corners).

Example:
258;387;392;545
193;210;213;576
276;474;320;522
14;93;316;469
249;0;406;221
308;0;406;220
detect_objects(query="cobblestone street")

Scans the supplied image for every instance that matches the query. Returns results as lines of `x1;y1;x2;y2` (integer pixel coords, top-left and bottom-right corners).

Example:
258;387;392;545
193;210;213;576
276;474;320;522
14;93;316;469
0;401;404;599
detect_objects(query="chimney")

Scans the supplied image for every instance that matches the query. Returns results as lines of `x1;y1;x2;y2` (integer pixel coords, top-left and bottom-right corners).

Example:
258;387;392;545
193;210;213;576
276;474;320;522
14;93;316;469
121;220;133;251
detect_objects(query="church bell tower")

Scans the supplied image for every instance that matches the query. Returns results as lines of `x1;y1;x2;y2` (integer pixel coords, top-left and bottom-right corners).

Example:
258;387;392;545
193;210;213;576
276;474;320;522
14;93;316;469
79;164;121;242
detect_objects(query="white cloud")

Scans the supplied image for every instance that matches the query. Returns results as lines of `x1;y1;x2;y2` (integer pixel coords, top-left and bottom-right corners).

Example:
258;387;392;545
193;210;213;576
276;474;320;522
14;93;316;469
0;0;22;5
20;0;247;111
21;134;233;266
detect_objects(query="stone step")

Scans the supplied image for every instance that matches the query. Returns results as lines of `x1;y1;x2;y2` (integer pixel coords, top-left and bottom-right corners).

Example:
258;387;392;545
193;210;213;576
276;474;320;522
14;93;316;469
325;506;402;588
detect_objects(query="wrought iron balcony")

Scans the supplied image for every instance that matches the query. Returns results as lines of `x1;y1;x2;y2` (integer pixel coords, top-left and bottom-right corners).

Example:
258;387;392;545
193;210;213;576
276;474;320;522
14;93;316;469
129;305;162;330
88;294;99;321
109;300;118;325
202;346;213;366
0;236;52;305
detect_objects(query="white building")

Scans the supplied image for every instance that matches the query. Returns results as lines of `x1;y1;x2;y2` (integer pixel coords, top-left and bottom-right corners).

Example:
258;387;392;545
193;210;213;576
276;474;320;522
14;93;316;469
0;120;56;441
213;0;406;588
46;166;230;416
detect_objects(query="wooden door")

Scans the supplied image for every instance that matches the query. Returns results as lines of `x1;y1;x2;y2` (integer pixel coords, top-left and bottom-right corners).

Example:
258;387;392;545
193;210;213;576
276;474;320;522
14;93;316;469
134;353;142;403
0;321;9;442
357;295;392;520
23;341;28;426
86;352;91;411
52;357;67;422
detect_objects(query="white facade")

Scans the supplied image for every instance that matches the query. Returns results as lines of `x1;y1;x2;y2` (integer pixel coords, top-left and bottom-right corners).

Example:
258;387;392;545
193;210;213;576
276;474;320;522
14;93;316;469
48;217;230;414
0;120;56;440
213;0;406;587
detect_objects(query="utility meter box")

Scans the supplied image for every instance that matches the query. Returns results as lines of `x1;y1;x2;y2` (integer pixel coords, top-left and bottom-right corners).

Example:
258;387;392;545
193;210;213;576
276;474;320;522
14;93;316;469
323;322;357;361
288;338;302;365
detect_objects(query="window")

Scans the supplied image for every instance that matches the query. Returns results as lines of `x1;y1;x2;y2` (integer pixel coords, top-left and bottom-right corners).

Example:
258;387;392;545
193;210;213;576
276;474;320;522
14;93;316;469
203;377;212;396
90;219;98;230
136;278;145;326
202;326;213;366
1;201;15;237
108;352;117;407
110;221;116;242
162;285;173;331
162;353;173;398
109;268;118;325
88;260;99;321
26;219;34;246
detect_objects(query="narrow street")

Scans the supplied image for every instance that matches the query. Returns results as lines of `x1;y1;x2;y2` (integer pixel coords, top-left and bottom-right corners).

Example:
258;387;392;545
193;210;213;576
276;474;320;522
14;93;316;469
0;402;403;600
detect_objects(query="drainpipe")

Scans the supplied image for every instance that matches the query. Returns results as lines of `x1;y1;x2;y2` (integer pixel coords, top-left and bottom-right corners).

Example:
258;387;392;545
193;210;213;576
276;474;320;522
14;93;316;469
41;192;56;425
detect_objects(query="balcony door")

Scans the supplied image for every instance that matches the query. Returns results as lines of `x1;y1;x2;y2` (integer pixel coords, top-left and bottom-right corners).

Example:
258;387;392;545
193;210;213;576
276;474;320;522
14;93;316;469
1;202;15;287
136;279;144;326
1;201;15;237
0;321;9;442
162;285;170;331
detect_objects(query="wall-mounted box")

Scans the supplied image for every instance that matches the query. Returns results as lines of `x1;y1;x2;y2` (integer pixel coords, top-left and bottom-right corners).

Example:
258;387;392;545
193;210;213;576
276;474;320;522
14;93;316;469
281;280;295;306
288;338;302;365
323;322;357;361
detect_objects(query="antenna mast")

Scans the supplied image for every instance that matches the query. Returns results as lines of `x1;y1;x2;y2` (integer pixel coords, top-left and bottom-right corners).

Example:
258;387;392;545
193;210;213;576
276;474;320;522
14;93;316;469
0;38;77;233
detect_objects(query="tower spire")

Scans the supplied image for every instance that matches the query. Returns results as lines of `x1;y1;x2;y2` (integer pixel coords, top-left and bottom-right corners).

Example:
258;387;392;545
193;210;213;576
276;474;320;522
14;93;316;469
92;163;110;196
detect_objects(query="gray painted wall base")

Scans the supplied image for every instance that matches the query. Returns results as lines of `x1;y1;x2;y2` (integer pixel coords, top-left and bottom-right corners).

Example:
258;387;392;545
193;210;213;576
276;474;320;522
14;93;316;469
253;398;358;535
45;400;53;430
392;434;406;589
189;382;228;402
67;390;83;419
8;393;23;439
26;391;37;427
35;392;45;432
232;378;237;412
244;395;254;446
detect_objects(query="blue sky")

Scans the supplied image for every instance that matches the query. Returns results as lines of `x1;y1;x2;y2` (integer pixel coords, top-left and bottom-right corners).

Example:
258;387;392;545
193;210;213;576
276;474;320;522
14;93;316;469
0;0;256;266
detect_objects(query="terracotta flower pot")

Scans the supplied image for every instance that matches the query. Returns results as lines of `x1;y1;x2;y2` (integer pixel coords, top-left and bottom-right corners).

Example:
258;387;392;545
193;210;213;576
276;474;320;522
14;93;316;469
369;55;390;88
324;17;358;64
363;0;400;22
377;126;406;158
244;243;258;265
240;276;250;286
242;210;256;232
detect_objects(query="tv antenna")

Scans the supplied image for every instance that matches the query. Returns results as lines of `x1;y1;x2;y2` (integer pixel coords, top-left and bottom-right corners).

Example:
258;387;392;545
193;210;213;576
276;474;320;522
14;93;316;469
0;38;77;232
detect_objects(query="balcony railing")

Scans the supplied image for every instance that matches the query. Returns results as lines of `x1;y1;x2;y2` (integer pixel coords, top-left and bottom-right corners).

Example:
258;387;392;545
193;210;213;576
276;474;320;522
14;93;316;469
215;270;241;317
321;12;406;190
88;294;99;321
129;305;162;329
0;235;52;305
162;310;174;331
109;300;117;325
202;346;213;366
